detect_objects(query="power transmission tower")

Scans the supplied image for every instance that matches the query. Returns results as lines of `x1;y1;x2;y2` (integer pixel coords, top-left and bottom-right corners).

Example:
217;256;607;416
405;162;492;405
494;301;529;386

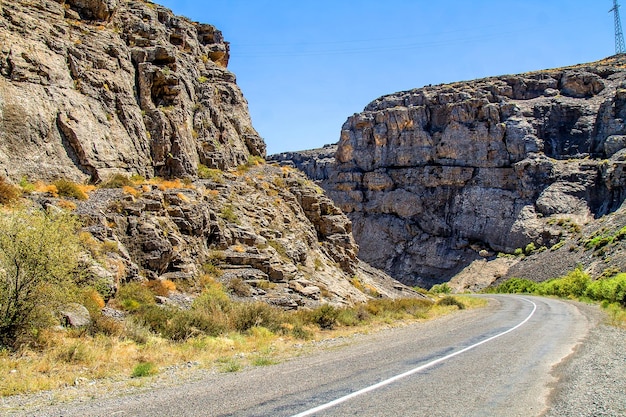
610;0;626;54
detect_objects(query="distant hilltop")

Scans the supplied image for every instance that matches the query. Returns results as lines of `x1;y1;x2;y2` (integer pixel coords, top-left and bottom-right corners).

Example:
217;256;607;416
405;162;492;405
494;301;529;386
271;55;626;288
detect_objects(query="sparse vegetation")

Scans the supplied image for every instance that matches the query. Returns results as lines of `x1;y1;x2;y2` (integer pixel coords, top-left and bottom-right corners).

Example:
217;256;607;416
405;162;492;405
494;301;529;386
53;179;91;200
219;204;239;224
235;155;266;174
487;268;626;326
583;226;626;255
0;276;479;396
0;208;82;348
198;164;224;182
0;177;21;205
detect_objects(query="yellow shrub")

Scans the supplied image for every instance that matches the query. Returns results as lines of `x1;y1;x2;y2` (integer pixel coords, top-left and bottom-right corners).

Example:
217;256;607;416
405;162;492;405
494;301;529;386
34;181;58;196
205;189;220;198
146;279;177;296
0;177;21;205
122;185;140;197
57;200;77;211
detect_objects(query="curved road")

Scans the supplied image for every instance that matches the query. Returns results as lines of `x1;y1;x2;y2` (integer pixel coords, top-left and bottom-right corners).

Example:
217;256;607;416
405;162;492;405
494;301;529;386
18;295;591;417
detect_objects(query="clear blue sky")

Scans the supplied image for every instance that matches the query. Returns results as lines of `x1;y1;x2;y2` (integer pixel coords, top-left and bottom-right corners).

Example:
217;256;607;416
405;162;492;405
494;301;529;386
157;0;616;155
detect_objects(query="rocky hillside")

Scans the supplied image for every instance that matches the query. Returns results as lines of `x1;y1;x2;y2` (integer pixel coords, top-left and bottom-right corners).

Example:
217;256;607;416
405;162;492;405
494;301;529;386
272;56;626;288
0;0;264;182
0;0;414;307
67;163;410;309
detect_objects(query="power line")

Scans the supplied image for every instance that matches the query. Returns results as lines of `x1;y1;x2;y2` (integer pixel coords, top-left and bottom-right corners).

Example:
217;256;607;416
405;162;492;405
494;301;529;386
610;0;626;54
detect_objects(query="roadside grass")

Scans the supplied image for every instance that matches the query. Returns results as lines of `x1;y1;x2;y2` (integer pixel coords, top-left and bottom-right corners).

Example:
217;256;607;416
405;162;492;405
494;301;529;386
485;268;626;328
0;293;483;397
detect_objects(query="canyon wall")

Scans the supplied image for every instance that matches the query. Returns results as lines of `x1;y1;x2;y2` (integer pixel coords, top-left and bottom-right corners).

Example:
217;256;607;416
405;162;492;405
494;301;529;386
0;0;414;307
0;0;264;183
272;57;626;287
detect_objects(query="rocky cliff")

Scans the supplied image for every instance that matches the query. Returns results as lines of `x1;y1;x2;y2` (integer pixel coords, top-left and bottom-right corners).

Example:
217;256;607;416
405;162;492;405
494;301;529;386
272;56;626;287
0;0;265;182
0;0;414;307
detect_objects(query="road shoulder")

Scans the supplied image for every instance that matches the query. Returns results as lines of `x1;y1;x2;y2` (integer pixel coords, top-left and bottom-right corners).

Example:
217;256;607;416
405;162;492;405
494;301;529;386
544;303;626;416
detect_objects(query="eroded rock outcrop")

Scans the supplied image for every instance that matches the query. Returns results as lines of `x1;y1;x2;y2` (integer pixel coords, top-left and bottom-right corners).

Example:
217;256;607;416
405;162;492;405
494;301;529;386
0;0;264;182
0;0;414;307
272;56;626;287
68;164;413;308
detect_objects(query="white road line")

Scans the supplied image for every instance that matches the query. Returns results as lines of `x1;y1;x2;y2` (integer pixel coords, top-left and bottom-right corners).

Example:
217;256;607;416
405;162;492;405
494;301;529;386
290;297;538;417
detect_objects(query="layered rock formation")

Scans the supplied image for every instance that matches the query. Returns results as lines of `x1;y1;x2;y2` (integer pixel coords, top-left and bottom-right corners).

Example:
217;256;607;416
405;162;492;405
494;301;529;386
68;164;410;308
272;57;626;287
0;0;414;307
0;0;264;182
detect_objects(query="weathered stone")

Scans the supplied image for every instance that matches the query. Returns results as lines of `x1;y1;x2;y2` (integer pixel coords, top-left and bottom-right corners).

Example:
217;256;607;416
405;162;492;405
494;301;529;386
272;56;626;287
59;303;91;328
0;0;264;182
66;0;118;21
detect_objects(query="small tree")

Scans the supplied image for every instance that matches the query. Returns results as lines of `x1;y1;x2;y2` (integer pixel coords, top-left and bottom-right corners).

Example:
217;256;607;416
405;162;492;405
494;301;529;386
0;208;82;348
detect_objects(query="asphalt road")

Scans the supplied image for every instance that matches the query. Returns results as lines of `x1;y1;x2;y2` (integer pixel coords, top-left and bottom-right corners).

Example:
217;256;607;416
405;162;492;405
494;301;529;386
21;295;591;417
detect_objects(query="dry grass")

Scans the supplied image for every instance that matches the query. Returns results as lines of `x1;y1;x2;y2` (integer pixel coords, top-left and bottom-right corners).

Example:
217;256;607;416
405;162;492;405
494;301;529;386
148;178;195;191
0;296;486;398
56;200;77;211
145;280;177;297
122;185;141;198
34;181;58;196
0;177;21;205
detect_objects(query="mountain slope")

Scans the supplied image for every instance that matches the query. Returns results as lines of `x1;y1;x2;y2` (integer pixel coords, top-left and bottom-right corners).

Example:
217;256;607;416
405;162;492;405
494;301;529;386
0;0;263;182
0;0;413;307
272;56;626;287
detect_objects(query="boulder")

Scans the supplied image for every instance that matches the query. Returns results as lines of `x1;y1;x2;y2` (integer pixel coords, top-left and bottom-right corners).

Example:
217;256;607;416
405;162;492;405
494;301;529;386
65;0;118;21
59;303;91;328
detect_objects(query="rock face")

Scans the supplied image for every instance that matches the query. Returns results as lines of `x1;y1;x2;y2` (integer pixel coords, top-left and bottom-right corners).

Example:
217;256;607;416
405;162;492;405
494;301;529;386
68;164;413;308
271;56;626;287
0;0;264;183
0;0;415;307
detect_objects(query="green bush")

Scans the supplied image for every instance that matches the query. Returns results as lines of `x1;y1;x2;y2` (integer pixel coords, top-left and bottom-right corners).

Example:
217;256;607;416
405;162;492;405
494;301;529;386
539;268;590;298
0;209;82;348
54;179;88;200
336;308;361;326
116;282;155;312
309;304;339;329
134;304;174;335
192;282;232;314
586;273;626;306
290;323;312;339
232;302;283;333
430;283;451;294
490;278;537;294
163;309;227;340
131;361;157;378
436;296;466;310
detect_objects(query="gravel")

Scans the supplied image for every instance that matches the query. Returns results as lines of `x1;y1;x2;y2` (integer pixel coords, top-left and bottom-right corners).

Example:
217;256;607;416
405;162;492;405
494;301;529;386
544;304;626;417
